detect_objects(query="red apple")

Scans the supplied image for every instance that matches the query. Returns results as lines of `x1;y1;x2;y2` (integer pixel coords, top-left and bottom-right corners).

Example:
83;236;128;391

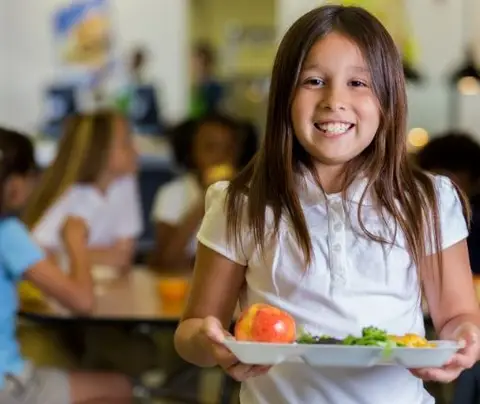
234;303;296;343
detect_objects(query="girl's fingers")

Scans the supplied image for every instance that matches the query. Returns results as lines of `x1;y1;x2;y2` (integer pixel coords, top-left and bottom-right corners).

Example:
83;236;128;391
227;363;271;381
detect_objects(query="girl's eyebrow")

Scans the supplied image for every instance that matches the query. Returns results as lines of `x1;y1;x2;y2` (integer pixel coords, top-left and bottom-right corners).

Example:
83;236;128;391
301;63;369;74
302;62;321;72
350;66;370;74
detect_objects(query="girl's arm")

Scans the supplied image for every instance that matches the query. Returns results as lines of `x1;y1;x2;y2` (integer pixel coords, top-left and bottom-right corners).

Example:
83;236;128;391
24;217;94;314
174;243;245;367
153;201;205;268
89;238;135;270
422;239;480;337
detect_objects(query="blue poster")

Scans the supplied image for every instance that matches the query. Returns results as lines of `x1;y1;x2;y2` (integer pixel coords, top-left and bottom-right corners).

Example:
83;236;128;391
53;0;113;87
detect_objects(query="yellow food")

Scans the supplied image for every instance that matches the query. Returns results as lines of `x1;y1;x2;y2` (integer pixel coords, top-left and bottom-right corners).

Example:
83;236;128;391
205;164;235;184
18;281;45;303
388;333;436;348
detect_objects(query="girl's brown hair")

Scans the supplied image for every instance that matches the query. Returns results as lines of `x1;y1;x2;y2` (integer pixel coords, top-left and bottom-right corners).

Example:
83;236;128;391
23;110;125;229
226;5;469;278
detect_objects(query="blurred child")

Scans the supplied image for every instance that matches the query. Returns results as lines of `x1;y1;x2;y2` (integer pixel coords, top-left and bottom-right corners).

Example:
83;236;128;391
417;131;480;404
416;132;480;197
189;42;225;118
416;132;480;274
20;111;152;376
0;128;132;403
23;110;142;272
151;113;257;268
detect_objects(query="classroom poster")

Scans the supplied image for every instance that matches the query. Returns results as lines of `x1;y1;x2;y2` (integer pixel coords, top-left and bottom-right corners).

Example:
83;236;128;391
335;0;418;65
53;0;113;87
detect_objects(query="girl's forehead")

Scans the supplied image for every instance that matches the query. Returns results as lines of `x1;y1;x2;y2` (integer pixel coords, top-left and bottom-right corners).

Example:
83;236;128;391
302;33;368;68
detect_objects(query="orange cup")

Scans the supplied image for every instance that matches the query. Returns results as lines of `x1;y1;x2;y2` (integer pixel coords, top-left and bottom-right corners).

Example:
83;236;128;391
157;277;189;302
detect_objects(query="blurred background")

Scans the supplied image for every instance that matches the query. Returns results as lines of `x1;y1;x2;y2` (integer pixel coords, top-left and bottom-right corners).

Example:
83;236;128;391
4;1;480;403
1;0;480;142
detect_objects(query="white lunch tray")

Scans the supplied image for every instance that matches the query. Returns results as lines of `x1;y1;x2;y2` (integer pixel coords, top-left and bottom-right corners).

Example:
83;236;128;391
223;338;462;369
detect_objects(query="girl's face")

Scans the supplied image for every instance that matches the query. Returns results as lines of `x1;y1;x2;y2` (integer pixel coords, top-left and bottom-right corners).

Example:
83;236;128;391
106;118;137;177
192;122;238;173
291;32;380;176
4;172;38;212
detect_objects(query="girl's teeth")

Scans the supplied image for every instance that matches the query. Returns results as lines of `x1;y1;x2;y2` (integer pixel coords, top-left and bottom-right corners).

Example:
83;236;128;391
318;123;351;134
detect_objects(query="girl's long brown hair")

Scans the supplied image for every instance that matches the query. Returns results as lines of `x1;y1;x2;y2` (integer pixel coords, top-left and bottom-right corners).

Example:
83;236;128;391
23;110;123;229
226;5;470;280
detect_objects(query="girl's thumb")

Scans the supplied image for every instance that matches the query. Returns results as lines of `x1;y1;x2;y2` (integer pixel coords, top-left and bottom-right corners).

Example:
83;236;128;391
203;316;228;344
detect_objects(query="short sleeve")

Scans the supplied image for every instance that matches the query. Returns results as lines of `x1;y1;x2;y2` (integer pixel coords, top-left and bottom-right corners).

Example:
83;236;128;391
33;186;103;250
196;181;252;265
68;193;104;224
434;175;469;251
0;218;45;279
111;176;143;239
151;180;189;225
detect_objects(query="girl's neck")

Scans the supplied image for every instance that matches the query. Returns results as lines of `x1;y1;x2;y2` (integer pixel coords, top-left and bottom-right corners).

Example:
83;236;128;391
94;173;115;195
314;164;346;194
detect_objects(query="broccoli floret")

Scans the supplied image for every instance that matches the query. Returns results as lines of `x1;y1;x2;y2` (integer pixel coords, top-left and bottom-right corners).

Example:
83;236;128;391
362;326;388;340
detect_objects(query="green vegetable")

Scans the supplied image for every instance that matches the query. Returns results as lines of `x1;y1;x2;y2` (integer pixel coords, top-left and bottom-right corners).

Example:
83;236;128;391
342;326;390;346
297;332;334;344
296;326;406;349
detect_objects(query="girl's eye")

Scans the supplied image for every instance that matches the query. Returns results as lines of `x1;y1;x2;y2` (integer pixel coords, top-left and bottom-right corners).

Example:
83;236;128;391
303;78;324;87
350;80;367;87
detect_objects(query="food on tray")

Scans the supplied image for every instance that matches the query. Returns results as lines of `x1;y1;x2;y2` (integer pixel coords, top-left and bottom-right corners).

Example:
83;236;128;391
297;326;436;348
388;333;436;348
234;303;297;343
234;304;437;348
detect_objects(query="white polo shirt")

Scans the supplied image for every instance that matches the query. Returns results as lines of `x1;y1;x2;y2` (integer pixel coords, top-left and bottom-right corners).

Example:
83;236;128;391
33;175;143;252
197;172;468;404
151;173;203;257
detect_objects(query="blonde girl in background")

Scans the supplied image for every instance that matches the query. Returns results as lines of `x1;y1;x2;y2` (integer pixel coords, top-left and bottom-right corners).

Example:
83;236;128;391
19;110;154;377
23;110;141;272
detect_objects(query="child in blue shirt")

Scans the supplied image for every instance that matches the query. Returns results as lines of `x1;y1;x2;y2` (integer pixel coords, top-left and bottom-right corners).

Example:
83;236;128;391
0;128;132;403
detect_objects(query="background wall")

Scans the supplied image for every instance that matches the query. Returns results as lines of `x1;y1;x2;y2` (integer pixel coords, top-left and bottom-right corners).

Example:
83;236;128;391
277;0;480;139
0;0;189;134
190;0;276;77
1;0;480;139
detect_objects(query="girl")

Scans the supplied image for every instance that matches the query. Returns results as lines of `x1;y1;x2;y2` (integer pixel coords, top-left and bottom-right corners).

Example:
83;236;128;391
23;110;141;272
151;113;257;268
0;128;132;403
174;5;480;404
19;111;151;376
189;42;225;118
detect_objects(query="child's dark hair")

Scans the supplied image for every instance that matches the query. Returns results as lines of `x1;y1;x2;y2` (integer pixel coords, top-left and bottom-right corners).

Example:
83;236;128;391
0;128;37;176
167;113;258;171
416;132;480;180
0;128;38;213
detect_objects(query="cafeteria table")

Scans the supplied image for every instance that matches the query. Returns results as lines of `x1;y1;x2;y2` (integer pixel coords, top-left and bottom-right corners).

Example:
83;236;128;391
18;266;236;404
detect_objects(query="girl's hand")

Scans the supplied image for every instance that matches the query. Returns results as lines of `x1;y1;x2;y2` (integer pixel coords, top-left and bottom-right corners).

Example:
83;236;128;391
199;316;271;381
410;323;480;383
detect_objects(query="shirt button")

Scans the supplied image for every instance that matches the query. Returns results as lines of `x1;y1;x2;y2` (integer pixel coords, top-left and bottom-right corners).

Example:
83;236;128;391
333;223;342;232
333;244;341;252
